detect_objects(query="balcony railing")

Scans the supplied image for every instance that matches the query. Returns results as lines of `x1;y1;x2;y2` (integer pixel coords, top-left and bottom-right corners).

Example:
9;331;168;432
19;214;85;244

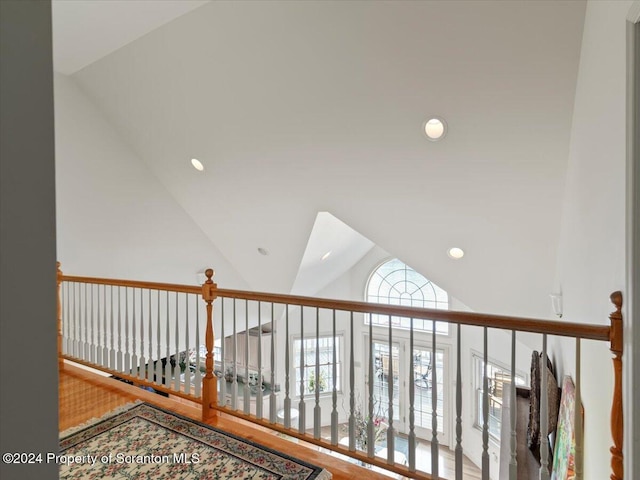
56;263;623;480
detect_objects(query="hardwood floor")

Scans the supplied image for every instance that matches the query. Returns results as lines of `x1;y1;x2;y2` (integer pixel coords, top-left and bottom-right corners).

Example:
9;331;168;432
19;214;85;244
60;362;391;480
59;361;480;479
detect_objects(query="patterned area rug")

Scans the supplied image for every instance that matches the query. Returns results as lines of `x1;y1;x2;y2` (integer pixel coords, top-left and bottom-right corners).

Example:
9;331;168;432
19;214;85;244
59;403;332;479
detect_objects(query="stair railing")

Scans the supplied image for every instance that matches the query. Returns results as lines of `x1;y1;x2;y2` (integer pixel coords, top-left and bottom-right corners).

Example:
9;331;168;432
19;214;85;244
57;263;623;480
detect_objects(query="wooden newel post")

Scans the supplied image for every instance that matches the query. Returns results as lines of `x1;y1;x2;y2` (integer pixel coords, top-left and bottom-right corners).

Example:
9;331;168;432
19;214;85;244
609;291;623;480
202;268;218;421
57;262;63;368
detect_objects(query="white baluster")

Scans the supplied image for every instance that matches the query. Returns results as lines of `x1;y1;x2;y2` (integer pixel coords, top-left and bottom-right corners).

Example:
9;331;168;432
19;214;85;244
92;284;97;363
298;307;306;434
62;283;68;355
110;286;115;370
145;290;152;382
387;315;395;464
139;289;147;380
195;295;202;398
509;330;518;480
84;283;89;360
94;285;99;363
156;291;162;384
91;284;102;365
455;324;463;479
539;334;550;480
269;303;276;423
79;283;84;359
284;304;291;428
257;302;263;419
124;287;130;373
409;317;416;472
174;292;180;391
184;294;190;394
71;283;75;357
102;285;108;367
117;287;123;372
65;283;70;355
574;338;583;479
232;298;238;410
348;311;355;451
218;297;225;406
164;292;170;387
74;283;78;357
244;299;250;415
482;327;489;480
314;307;321;439
131;288;137;377
367;313;374;457
79;283;83;359
431;320;439;476
73;283;78;358
331;309;338;445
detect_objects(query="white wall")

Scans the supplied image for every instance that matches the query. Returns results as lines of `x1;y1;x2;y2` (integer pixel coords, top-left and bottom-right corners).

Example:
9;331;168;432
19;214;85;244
54;73;247;288
553;1;632;479
275;244;533;478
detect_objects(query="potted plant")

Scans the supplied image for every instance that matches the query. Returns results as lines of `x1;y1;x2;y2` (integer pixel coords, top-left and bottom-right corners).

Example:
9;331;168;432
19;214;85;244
308;370;328;393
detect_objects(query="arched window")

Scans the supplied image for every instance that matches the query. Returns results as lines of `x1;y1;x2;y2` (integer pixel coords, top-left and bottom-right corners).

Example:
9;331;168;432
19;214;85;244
366;258;449;334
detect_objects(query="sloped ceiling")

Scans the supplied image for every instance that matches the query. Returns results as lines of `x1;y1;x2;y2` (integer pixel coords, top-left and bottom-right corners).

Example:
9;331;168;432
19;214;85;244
52;0;209;75
53;0;586;318
290;212;375;297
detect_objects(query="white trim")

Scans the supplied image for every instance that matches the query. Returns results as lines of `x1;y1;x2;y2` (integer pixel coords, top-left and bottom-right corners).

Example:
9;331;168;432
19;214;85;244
291;332;345;398
625;14;639;480
364;333;451;446
364;258;452;337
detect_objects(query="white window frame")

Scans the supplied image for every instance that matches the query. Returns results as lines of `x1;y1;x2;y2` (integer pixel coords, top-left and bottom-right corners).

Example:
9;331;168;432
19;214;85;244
472;352;528;443
293;334;343;398
365;258;450;335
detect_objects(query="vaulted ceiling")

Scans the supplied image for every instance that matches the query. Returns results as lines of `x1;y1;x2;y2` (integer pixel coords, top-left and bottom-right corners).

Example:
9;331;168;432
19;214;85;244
52;0;587;318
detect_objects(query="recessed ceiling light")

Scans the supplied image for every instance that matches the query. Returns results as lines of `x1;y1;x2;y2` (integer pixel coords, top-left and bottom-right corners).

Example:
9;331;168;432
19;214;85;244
447;247;464;259
257;247;269;256
191;158;204;171
321;251;332;261
424;117;447;141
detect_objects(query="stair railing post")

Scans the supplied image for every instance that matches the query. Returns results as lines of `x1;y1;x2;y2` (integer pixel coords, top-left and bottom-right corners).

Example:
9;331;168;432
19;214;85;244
201;268;218;420
609;291;623;480
57;262;63;367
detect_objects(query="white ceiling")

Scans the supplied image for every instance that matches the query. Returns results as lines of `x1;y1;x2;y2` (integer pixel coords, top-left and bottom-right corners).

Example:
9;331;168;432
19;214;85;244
51;0;587;317
52;0;209;74
290;212;375;296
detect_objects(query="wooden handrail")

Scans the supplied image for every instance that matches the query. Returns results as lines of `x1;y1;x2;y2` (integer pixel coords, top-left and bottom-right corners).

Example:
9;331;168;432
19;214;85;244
58;273;611;342
215;288;610;341
59;274;201;294
56;266;623;479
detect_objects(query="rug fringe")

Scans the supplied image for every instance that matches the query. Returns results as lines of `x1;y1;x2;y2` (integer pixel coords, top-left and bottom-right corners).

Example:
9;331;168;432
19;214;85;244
59;400;143;438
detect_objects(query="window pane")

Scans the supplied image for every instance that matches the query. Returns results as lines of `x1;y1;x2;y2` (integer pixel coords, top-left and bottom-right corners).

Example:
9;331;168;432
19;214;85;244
366;259;449;334
372;342;400;422
474;356;526;441
412;347;444;432
294;335;341;396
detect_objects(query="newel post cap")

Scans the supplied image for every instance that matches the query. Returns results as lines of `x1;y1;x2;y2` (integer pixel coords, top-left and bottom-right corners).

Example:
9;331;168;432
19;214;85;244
202;268;217;302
